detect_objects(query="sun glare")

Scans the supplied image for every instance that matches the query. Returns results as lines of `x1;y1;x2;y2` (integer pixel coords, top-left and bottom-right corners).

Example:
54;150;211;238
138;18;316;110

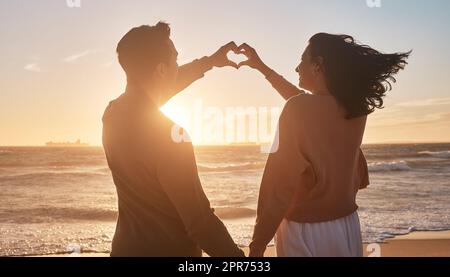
160;104;186;126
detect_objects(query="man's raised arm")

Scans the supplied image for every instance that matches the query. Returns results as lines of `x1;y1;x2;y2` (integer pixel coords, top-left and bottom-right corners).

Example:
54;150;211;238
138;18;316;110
160;42;239;104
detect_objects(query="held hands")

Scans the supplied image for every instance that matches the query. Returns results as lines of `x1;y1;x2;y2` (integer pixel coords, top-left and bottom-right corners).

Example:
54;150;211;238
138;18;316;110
208;42;266;72
208;42;302;100
249;248;265;257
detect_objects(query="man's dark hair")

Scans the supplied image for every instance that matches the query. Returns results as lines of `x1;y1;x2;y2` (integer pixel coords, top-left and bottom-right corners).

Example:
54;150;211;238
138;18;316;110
117;21;171;80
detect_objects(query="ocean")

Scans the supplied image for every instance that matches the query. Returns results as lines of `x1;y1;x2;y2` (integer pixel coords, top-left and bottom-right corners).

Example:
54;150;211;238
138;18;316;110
1;144;449;256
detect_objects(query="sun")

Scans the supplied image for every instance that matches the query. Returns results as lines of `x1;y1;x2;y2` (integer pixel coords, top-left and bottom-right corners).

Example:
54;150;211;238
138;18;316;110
159;103;189;129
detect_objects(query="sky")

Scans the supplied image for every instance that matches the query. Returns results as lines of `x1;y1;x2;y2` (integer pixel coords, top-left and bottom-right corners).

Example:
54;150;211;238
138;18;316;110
1;0;449;146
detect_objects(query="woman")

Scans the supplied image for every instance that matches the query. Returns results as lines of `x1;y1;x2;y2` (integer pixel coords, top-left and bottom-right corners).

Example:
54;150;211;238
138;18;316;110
238;33;410;257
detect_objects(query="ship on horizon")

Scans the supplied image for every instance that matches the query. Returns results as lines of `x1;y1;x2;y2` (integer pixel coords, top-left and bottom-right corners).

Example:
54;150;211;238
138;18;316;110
45;139;89;147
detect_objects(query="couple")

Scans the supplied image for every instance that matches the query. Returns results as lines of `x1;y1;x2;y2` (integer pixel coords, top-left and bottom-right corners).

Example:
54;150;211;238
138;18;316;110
102;22;410;257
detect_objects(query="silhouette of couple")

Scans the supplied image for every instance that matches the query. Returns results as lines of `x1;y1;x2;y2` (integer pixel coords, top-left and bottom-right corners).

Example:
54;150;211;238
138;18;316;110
102;22;410;257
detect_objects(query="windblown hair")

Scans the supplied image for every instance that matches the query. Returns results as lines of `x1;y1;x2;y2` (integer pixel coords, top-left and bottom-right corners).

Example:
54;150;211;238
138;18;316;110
117;21;171;79
308;33;411;119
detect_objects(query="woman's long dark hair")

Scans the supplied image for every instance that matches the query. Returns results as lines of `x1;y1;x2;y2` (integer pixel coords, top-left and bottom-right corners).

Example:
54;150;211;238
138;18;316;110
308;33;411;119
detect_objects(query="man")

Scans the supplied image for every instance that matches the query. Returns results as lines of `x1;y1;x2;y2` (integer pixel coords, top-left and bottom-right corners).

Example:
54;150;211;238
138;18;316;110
102;22;244;257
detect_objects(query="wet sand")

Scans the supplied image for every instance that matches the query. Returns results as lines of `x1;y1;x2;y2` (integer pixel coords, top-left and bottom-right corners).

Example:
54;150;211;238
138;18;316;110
29;230;450;257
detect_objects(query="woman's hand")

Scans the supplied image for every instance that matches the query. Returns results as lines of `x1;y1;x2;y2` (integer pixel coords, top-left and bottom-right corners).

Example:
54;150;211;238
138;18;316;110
249;248;265;257
237;43;271;76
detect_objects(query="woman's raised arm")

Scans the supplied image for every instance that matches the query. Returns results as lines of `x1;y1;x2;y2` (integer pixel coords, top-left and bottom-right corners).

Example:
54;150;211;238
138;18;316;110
238;43;305;100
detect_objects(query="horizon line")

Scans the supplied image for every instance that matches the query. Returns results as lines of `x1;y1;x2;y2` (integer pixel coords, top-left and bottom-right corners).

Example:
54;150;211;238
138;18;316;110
1;141;450;148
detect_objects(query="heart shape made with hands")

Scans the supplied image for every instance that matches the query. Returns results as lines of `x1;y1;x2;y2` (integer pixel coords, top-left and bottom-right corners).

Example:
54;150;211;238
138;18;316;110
227;50;248;68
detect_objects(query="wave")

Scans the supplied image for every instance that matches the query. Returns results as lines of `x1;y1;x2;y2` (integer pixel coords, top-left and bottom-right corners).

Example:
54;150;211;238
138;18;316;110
0;161;107;169
214;207;256;219
418;150;450;159
45;160;107;167
0;171;109;180
368;160;412;172
96;167;111;174
0;206;255;223
198;162;265;172
0;207;118;223
8;250;111;257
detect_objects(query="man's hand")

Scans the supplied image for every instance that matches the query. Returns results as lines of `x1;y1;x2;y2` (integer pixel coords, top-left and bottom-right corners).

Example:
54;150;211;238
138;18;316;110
208;41;240;69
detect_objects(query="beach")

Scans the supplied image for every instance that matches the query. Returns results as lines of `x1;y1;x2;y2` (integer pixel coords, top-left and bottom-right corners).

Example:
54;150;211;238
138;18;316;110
1;144;450;257
260;230;450;257
28;231;450;257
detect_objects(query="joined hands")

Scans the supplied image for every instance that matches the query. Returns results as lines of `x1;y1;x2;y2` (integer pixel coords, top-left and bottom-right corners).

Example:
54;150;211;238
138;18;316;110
208;42;268;73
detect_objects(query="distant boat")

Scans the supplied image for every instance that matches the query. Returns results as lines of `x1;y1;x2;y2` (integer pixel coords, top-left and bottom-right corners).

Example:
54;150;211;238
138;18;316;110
45;139;89;147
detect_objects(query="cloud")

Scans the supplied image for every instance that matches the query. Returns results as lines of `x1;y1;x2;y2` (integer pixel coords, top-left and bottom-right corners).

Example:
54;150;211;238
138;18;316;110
396;97;450;107
24;63;42;72
370;96;450;128
62;49;97;63
101;61;114;68
370;112;450;128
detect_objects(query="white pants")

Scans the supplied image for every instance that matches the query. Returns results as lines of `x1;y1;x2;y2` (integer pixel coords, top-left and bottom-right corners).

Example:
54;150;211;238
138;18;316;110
275;211;363;257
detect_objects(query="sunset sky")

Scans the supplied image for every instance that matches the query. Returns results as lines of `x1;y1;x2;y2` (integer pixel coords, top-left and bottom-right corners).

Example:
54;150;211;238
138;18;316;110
1;0;449;146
